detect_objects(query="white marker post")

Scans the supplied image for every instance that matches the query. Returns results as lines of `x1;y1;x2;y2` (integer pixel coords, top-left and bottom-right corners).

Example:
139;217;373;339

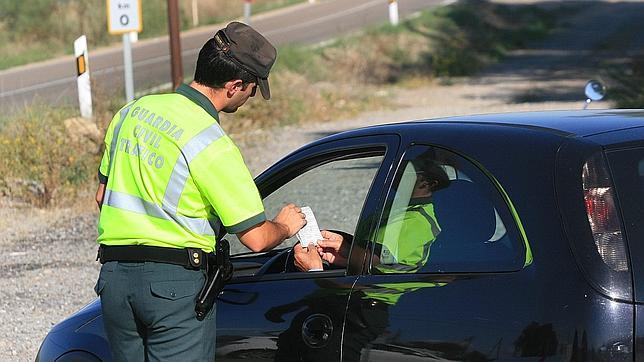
388;0;399;26
244;0;252;24
74;35;93;119
107;0;142;102
192;0;199;26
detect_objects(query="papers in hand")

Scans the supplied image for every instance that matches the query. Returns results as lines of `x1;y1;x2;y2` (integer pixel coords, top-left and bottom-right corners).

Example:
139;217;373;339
297;206;323;248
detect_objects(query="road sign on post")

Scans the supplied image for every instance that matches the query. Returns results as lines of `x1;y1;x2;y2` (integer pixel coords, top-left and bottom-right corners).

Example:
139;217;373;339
107;0;142;34
107;0;142;101
74;35;93;119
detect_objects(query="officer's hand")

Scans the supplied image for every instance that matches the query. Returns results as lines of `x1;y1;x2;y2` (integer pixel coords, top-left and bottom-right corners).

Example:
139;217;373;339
273;203;306;238
294;243;323;272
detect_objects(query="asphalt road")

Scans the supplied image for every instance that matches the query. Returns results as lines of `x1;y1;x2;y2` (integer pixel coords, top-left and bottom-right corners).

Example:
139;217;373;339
0;0;445;113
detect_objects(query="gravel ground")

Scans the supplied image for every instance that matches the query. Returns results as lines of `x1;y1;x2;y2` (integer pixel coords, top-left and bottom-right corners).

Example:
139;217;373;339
2;0;642;359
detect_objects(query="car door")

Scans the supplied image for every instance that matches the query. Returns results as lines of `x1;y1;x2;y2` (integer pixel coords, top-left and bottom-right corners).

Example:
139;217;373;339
345;144;532;361
214;134;400;361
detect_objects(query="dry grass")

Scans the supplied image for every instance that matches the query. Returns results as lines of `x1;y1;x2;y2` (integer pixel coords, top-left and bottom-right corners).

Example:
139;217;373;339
0;0;304;70
0;0;561;208
0;105;101;207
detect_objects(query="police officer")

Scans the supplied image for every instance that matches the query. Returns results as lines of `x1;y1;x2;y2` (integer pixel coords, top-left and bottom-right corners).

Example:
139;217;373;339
94;22;306;361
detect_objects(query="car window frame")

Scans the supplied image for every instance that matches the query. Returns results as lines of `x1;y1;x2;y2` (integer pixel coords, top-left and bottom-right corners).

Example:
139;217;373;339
227;134;401;284
605;145;644;302
365;143;531;276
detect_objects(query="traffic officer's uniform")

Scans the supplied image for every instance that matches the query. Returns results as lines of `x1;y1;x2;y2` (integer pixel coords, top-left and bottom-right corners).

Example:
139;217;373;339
95;83;265;361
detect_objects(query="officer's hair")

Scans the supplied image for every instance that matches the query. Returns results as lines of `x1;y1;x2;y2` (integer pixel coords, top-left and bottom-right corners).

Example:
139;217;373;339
194;38;256;88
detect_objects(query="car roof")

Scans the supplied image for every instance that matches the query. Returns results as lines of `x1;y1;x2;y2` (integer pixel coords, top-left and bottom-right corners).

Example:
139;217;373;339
305;110;644;151
414;109;644;138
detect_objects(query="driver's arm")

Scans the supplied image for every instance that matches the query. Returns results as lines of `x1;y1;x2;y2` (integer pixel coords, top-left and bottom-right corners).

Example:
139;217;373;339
293;230;351;272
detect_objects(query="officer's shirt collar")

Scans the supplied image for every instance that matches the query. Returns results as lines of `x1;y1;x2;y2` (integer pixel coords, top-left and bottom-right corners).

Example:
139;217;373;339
175;83;220;123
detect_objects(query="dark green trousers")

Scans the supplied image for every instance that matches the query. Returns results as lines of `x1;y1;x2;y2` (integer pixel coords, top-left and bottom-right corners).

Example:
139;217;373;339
95;261;217;362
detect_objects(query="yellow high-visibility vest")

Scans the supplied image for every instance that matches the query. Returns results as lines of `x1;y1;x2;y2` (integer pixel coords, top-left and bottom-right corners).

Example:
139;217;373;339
97;84;265;253
365;201;441;304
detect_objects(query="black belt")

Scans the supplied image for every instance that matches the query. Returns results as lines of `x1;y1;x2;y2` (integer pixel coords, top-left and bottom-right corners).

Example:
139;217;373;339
98;244;213;270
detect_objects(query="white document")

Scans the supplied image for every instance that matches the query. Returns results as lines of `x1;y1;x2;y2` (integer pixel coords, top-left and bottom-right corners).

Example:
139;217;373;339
297;206;323;248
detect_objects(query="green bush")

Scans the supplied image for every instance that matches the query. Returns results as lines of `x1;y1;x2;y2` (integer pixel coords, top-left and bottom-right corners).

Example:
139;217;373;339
606;57;644;108
423;0;555;76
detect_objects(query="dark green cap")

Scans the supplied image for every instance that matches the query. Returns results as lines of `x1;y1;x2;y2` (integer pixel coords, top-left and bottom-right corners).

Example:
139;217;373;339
214;22;277;100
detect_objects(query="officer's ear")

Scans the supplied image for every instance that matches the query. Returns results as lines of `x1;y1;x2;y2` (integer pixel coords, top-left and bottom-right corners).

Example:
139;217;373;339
224;79;244;96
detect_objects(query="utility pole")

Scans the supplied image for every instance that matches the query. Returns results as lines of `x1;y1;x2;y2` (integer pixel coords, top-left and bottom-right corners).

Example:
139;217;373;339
168;0;183;90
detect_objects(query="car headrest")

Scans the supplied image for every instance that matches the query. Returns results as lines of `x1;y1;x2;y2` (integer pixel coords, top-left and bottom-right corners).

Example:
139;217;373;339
432;179;497;246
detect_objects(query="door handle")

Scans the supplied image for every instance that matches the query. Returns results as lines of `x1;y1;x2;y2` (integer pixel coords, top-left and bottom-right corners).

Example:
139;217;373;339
301;313;334;348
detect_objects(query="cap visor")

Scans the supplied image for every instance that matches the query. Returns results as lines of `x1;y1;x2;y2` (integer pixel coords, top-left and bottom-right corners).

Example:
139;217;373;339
257;78;271;100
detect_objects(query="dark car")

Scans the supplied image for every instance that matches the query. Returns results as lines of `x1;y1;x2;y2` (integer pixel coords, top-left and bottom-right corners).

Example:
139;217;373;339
38;110;644;361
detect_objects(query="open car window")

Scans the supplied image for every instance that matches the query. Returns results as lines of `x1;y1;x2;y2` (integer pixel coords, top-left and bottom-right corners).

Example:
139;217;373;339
226;150;386;277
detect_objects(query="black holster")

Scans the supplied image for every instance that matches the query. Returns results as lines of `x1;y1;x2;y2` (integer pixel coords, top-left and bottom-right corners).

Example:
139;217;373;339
195;239;233;321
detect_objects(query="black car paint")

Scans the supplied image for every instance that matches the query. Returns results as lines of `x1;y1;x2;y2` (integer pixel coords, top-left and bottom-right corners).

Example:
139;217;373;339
37;110;644;361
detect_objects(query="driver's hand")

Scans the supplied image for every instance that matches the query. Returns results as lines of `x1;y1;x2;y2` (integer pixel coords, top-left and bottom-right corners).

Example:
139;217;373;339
316;230;348;267
294;243;323;272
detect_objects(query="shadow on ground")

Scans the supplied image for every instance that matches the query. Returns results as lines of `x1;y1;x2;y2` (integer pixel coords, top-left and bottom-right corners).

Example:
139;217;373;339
474;1;644;104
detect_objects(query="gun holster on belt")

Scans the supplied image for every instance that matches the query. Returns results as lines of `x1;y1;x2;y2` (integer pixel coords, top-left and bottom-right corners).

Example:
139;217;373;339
195;239;233;321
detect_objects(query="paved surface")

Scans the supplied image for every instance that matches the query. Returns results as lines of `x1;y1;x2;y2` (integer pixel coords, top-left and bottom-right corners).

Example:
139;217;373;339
0;0;444;113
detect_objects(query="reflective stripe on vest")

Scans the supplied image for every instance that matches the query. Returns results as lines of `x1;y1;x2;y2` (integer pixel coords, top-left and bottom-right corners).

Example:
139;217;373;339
104;107;226;237
163;124;225;212
103;189;215;236
412;206;441;238
108;104;133;169
378;205;440;273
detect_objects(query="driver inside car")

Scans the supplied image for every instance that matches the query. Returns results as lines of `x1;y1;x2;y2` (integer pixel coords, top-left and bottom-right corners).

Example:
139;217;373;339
290;155;451;361
294;154;450;274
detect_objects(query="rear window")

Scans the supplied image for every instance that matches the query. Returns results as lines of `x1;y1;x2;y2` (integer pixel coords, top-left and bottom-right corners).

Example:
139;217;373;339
607;147;644;302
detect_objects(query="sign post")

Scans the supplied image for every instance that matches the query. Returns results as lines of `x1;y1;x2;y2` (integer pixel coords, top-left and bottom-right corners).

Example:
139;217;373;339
74;35;93;119
107;0;142;102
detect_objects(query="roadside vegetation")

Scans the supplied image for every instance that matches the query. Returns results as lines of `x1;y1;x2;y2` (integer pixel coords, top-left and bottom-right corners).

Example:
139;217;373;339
592;15;644;108
0;0;558;207
604;57;644;108
0;0;302;70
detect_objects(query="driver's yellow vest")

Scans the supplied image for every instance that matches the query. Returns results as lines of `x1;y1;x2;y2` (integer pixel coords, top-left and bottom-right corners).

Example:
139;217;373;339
97;84;265;253
366;202;441;304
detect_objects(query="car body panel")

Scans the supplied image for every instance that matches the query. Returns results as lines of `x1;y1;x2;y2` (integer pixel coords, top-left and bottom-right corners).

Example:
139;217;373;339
37;110;644;362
